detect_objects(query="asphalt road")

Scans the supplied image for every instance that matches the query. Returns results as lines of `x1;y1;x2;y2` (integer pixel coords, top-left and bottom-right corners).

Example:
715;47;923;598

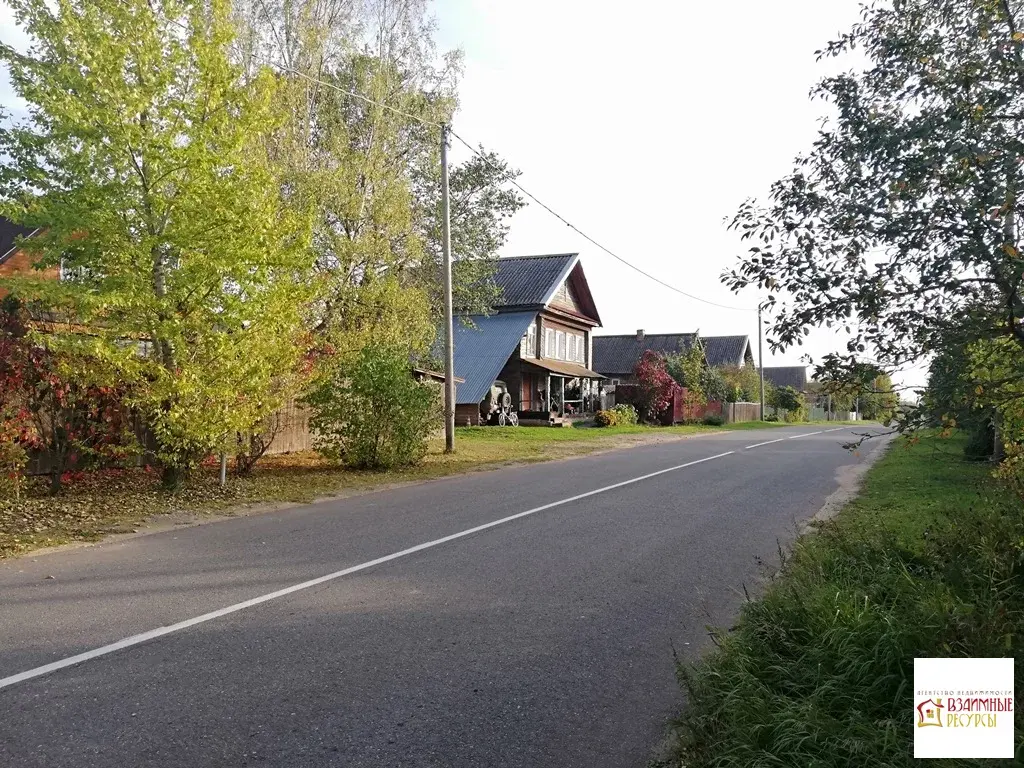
0;425;885;768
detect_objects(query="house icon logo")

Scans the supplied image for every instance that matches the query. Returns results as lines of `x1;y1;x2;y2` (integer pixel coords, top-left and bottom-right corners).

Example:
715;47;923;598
917;697;944;728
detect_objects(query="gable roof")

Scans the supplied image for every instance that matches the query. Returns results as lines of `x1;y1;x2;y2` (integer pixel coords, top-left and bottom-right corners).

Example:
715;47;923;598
492;254;576;308
0;217;38;264
763;366;809;391
452;311;537;404
490;254;601;324
592;332;698;377
700;335;753;368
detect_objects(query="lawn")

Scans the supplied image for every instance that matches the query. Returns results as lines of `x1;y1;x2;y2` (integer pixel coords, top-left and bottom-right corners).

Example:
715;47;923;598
0;419;811;559
656;432;1023;767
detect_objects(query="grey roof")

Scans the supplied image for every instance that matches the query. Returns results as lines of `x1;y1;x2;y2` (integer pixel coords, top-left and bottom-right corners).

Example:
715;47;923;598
700;335;752;368
0;216;37;263
763;366;809;391
492;254;578;309
591;333;698;376
453;311;537;404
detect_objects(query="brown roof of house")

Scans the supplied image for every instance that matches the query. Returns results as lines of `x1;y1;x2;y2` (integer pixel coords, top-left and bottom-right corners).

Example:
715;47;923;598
524;358;604;379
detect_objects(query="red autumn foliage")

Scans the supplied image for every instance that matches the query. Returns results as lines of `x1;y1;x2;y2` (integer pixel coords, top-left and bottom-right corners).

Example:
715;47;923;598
631;351;678;424
0;298;137;494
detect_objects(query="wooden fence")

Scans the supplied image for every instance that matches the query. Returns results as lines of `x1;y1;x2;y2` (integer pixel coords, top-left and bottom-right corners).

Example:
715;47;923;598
25;398;315;476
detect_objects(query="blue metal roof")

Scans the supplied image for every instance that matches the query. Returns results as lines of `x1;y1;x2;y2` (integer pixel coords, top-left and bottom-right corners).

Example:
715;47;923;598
453;311;537;404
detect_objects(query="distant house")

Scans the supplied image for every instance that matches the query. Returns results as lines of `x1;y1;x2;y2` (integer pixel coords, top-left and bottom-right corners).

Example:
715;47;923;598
591;330;698;384
0;218;51;298
762;366;809;392
699;335;754;368
453;253;604;426
592;331;756;385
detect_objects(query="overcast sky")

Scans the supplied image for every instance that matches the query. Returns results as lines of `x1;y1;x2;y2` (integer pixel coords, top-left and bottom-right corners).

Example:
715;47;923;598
0;0;928;390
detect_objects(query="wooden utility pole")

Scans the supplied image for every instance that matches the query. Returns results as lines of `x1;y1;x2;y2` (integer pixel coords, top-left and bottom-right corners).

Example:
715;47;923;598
758;303;766;421
441;124;456;453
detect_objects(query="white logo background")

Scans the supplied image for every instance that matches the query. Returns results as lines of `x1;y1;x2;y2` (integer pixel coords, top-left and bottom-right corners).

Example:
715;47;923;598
914;657;1014;759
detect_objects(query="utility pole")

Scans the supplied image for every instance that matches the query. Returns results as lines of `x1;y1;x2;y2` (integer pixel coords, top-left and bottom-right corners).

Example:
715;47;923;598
441;124;456;453
757;302;766;421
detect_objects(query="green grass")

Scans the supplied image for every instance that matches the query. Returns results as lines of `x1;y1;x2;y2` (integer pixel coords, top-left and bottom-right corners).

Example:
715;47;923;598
656;432;1023;767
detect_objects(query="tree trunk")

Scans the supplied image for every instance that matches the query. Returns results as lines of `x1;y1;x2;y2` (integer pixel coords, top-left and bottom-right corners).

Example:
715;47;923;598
160;463;186;492
48;470;62;496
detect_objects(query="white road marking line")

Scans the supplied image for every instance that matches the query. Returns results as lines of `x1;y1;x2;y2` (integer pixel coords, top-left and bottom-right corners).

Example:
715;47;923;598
745;426;850;450
744;437;787;450
0;450;737;691
787;430;823;439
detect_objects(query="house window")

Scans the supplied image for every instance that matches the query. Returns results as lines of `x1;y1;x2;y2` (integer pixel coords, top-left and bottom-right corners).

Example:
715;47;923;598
545;328;555;358
520;323;536;358
576;334;586;364
556;330;566;360
567;334;576;363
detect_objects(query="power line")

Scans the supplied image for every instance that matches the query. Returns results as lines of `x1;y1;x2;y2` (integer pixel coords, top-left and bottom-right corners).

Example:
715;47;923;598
448;129;755;313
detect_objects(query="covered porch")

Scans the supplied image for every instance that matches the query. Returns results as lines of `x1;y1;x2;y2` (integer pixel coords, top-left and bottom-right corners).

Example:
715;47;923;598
517;358;604;421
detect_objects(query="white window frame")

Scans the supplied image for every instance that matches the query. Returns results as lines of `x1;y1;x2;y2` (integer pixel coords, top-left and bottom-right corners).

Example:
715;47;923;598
556;330;566;360
545;328;555;358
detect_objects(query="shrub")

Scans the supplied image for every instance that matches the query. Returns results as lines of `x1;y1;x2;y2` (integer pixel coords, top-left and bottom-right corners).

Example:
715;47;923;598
702;414;725;426
764;413;780;423
963;419;995;461
305;343;440;470
593;410;616;427
994;441;1024;499
0;403;33;499
610;404;638;425
0;299;137;494
632;351;676;423
234;413;284;476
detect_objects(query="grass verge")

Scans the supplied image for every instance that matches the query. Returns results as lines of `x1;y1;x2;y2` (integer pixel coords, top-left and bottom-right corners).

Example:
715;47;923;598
0;420;808;559
656;431;1023;767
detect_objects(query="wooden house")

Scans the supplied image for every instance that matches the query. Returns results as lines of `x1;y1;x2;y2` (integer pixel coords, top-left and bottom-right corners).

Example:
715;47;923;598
453;253;604;426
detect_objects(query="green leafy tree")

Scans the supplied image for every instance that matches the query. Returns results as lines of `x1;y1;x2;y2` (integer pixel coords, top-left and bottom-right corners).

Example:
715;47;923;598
665;346;708;410
719;365;766;404
0;0;314;488
769;385;806;422
723;0;1024;398
700;365;729;404
239;0;524;338
305;343;440;469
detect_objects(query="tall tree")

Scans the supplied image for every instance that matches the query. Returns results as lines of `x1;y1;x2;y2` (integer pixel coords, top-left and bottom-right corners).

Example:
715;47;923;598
0;0;313;487
238;0;524;341
724;0;1024;388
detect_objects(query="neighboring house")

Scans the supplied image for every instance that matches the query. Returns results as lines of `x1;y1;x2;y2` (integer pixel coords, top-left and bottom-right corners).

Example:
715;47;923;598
453;253;604;426
762;366;809;392
591;329;699;385
0;218;50;298
699;334;754;368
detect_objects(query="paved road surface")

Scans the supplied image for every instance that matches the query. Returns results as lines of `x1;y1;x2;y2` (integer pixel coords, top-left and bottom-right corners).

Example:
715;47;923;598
0;426;884;767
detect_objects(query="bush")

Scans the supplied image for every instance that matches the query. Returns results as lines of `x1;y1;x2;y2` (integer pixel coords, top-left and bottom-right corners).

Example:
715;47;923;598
593;410;616;427
610;404;638;425
764;413;780;422
632;351;676;423
702;414;725;426
963;419;995;460
305;343;441;470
